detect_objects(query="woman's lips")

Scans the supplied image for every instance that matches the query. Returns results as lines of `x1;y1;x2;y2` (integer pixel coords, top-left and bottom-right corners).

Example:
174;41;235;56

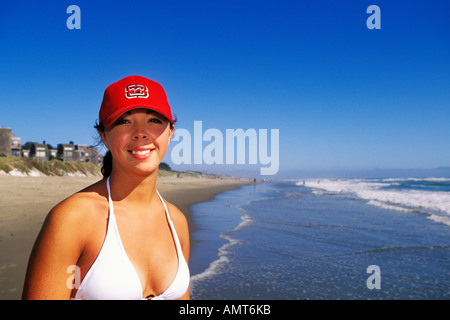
128;147;154;159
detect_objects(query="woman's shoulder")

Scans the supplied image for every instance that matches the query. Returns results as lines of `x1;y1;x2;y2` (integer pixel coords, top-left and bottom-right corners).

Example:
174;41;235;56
164;200;188;228
45;179;109;233
162;199;190;250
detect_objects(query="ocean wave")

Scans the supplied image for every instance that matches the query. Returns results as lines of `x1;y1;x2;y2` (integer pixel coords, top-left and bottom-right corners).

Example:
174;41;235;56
190;205;251;293
382;177;450;182
315;244;450;259
366;200;417;213
189;234;241;292
358;244;450;254
300;178;450;226
428;214;450;226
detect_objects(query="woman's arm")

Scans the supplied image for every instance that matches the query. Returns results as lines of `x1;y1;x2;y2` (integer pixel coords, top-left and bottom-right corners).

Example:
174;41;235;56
22;198;86;300
166;201;190;300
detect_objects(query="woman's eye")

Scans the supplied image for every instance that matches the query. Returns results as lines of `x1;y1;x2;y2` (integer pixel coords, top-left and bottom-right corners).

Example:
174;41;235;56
149;118;162;124
116;118;130;125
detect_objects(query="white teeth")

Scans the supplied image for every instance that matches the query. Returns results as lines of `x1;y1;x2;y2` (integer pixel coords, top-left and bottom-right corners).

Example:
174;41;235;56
131;150;151;155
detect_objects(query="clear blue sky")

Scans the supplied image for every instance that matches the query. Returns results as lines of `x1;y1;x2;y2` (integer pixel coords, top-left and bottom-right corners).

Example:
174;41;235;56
1;0;449;177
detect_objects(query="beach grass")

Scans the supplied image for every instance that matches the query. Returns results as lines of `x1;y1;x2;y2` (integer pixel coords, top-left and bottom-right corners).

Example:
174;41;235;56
0;156;102;176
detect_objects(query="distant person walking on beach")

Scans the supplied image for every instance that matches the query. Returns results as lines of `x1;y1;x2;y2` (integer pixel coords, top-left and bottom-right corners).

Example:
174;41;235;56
22;76;190;300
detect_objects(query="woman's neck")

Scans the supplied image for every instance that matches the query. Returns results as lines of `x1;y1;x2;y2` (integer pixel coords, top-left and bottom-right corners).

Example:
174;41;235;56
108;169;159;206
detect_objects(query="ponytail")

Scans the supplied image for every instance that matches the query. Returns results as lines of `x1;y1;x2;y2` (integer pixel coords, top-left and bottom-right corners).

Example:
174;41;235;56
101;150;113;178
94;121;112;178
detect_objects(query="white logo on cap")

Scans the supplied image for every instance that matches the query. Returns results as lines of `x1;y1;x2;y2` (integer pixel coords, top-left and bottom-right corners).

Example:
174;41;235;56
125;84;149;99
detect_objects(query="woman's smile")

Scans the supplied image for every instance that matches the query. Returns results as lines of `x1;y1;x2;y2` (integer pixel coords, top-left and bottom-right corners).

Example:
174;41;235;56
128;146;155;160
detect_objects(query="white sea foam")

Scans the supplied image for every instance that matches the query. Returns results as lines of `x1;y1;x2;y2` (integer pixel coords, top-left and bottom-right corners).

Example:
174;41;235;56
189;234;241;294
367;200;416;213
300;179;450;226
190;205;251;292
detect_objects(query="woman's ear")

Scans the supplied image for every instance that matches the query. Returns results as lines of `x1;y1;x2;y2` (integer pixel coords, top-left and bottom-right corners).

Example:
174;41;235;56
168;125;174;144
97;128;109;149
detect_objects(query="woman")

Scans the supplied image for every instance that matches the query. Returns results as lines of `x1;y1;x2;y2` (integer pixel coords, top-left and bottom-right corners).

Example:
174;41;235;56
22;75;190;300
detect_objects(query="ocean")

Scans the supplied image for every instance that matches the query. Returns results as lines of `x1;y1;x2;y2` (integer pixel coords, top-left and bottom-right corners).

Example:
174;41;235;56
188;178;450;300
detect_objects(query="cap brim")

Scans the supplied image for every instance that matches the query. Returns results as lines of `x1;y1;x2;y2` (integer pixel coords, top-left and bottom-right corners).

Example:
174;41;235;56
102;105;174;128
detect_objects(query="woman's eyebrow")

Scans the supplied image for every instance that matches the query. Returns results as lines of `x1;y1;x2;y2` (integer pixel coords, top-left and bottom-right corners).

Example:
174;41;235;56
121;109;164;119
146;110;166;119
123;110;154;116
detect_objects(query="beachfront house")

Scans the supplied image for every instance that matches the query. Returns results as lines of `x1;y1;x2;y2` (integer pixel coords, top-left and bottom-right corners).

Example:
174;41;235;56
0;126;102;165
57;144;75;162
11;134;21;157
49;148;57;160
0;127;22;157
74;144;92;163
90;148;103;165
73;144;102;165
87;146;102;165
30;143;50;161
74;144;89;162
0;128;10;156
22;149;30;158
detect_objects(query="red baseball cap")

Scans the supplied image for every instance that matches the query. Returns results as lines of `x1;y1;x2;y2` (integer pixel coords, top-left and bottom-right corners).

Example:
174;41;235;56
99;75;174;127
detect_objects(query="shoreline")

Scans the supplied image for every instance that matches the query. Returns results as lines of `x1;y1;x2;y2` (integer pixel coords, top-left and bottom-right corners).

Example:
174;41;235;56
0;174;251;300
156;176;251;233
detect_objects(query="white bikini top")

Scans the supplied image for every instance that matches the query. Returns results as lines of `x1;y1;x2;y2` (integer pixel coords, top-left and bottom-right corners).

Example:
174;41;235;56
72;177;190;300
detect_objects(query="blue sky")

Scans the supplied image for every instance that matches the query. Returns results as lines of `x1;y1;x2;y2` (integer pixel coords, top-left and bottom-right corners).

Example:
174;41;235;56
1;0;449;177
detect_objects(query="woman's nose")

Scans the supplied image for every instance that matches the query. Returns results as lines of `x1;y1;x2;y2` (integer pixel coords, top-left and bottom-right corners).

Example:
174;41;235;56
132;125;149;140
133;132;148;140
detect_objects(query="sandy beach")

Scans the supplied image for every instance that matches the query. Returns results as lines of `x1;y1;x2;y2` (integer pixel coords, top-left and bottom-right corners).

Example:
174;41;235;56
0;174;249;300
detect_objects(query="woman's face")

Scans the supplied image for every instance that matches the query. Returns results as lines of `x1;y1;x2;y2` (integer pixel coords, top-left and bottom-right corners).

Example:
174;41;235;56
99;108;174;177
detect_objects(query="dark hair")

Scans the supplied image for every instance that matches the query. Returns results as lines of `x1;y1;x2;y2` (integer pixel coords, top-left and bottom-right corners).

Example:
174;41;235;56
94;122;112;178
101;150;113;178
94;118;176;178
